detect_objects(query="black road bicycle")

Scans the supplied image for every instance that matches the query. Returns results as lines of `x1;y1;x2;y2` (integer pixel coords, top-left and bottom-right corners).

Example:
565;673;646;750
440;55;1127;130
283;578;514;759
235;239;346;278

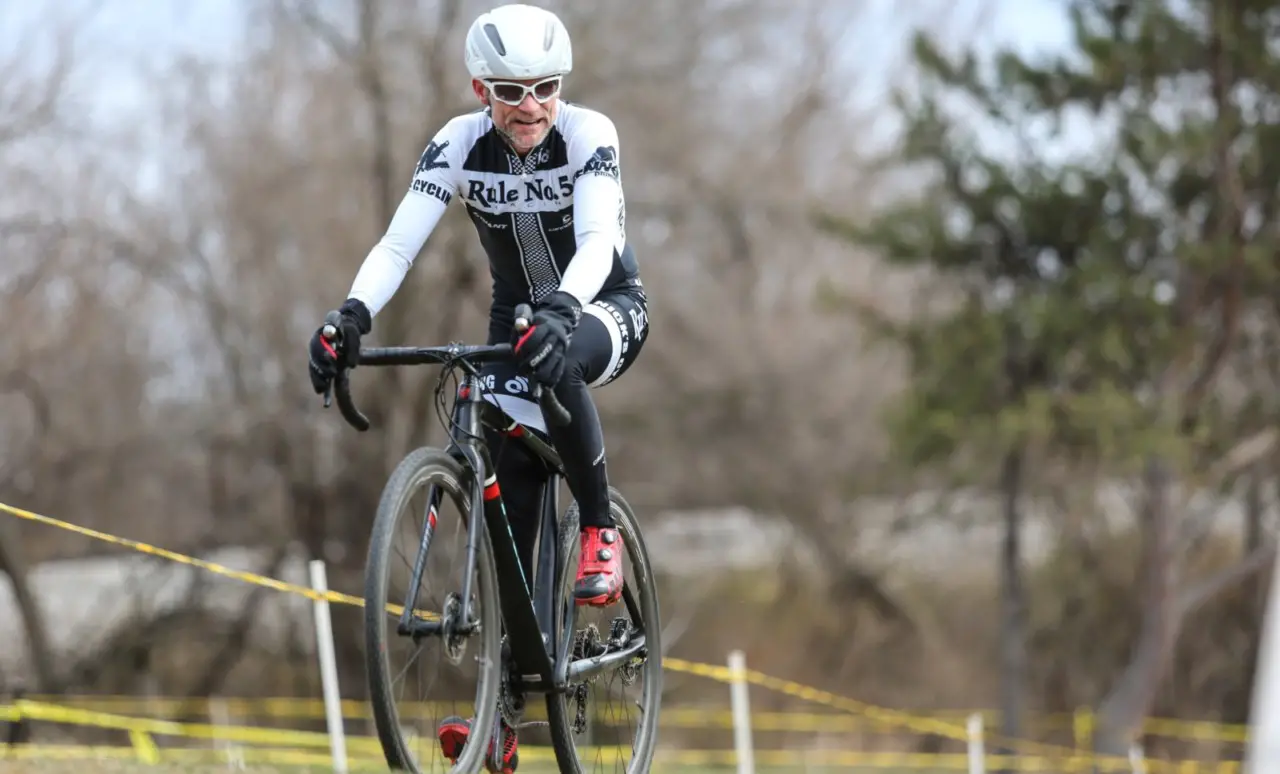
321;304;662;773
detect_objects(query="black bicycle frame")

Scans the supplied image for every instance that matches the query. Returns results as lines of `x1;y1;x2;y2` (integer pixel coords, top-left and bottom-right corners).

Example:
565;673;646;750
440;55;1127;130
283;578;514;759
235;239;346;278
331;340;646;691
444;374;563;689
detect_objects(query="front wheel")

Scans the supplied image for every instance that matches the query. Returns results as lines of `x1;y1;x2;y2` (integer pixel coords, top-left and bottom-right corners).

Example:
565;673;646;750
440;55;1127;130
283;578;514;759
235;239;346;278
546;487;663;773
364;447;502;773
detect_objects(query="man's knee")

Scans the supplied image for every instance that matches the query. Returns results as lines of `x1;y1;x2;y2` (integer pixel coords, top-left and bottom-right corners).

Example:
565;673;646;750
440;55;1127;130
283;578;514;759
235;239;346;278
557;352;593;391
581;294;648;389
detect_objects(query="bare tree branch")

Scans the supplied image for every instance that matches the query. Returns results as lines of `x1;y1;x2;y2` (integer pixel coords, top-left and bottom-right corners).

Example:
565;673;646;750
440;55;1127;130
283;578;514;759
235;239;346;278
0;19;76;144
1178;543;1276;618
282;0;356;63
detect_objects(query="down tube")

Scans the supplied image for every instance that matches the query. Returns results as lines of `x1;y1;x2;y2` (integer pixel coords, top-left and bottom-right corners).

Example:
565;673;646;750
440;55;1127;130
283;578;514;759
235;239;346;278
456;377;532;599
397;484;442;635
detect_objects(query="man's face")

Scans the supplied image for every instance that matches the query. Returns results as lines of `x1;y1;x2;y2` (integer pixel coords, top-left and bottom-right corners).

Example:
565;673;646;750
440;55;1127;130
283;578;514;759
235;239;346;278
473;76;562;154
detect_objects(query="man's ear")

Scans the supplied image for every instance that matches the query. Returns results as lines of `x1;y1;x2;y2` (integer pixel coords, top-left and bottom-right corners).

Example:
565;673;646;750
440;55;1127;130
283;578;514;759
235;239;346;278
471;78;489;106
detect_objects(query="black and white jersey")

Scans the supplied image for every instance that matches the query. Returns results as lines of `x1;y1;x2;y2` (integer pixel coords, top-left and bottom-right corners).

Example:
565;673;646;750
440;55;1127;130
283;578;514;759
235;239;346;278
347;101;641;317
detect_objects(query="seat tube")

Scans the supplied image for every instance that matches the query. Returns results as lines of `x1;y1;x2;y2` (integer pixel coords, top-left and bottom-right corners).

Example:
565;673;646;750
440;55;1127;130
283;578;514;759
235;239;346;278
533;476;559;648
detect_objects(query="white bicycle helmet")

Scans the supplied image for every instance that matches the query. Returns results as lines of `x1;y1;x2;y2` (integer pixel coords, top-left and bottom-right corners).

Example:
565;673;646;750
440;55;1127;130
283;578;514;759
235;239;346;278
464;4;573;81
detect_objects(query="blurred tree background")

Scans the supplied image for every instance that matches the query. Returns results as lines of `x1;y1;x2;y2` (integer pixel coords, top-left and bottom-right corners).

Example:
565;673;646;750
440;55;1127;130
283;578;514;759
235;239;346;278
1;0;1278;762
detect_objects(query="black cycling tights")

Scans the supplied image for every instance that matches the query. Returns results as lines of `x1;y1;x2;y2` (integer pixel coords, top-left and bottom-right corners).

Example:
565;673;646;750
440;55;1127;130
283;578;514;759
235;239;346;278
482;291;647;578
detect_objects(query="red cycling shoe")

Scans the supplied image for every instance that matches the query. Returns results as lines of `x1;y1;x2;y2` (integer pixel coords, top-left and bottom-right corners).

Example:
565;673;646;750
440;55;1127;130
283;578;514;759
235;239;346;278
574;526;623;606
438;715;518;773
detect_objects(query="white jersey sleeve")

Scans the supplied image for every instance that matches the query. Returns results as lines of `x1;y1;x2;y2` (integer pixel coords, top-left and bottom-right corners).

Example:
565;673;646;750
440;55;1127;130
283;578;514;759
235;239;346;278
557;111;626;307
347;119;465;317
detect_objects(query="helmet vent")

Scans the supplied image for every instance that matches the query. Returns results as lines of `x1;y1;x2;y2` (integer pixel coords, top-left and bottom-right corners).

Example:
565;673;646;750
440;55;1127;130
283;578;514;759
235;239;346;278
483;23;506;56
543;20;555;51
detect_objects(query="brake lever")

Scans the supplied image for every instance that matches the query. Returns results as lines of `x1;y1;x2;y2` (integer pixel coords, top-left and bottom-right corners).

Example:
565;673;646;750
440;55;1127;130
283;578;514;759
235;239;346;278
321;314;341;410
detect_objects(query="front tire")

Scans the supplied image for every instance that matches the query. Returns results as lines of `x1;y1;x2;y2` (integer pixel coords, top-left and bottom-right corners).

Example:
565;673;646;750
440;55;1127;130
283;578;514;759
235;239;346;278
364;448;502;773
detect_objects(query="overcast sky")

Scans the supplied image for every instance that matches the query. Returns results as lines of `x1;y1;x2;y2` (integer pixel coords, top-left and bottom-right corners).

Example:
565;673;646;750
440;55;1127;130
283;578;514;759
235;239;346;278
2;1;1079;130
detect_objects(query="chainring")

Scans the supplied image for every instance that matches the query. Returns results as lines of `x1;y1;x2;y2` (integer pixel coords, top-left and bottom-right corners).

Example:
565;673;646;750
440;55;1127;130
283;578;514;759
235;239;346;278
497;635;528;729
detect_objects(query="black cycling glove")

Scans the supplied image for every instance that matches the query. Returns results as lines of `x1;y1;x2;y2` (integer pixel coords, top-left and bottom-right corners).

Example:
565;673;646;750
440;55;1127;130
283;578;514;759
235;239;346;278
308;298;372;394
513;291;581;387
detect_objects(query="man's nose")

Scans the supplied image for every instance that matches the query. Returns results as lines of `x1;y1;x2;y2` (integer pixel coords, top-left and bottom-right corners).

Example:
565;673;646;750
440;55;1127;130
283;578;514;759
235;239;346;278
517;92;540;112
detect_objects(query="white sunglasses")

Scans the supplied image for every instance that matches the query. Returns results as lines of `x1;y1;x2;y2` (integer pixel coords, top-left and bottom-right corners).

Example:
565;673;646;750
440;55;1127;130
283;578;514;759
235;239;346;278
484;76;562;107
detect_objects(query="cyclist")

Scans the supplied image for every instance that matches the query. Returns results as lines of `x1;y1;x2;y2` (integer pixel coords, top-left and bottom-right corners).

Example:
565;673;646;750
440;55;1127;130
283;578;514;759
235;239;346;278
307;4;648;770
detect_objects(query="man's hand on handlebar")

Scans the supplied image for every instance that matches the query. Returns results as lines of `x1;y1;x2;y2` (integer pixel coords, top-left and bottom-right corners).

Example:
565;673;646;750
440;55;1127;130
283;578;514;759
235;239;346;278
514;302;574;427
512;291;580;388
308;298;372;394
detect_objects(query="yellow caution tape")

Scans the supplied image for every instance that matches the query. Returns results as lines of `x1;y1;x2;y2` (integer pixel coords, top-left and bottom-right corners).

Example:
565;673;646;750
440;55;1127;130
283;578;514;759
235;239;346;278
1137;715;1249;744
0;500;433;618
0;743;378;768
0;501;363;607
661;656;1085;760
0;742;1243;773
946;708;1250;745
15;696;937;735
126;729;159;764
12;699;382;756
15;695;378;722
